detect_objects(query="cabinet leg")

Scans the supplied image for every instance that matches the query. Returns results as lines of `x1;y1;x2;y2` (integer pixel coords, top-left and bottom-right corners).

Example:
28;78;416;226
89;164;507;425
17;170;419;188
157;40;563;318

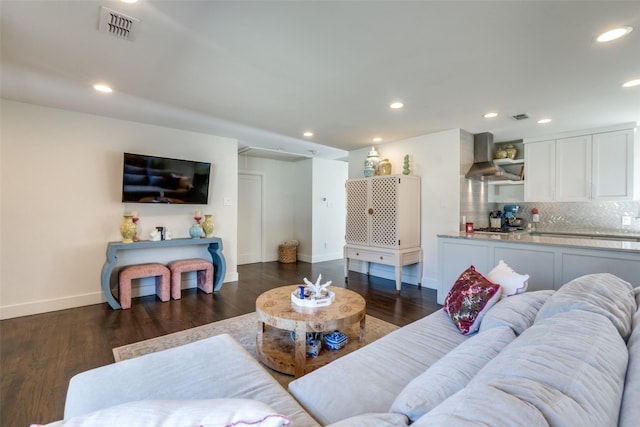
395;267;402;293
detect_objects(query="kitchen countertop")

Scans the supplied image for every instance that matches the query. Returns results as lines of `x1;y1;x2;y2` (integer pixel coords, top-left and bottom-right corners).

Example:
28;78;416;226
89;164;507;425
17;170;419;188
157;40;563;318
437;230;640;253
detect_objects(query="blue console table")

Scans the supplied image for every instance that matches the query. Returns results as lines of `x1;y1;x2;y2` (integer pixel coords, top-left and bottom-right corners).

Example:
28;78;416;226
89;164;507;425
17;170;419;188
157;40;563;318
101;237;227;309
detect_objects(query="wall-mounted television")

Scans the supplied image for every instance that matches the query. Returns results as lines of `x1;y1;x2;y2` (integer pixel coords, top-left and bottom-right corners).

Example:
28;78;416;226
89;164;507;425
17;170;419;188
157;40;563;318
122;153;211;204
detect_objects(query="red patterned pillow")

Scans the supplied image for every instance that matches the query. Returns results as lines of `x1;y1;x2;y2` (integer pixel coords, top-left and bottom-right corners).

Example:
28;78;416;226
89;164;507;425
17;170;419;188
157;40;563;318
444;266;503;335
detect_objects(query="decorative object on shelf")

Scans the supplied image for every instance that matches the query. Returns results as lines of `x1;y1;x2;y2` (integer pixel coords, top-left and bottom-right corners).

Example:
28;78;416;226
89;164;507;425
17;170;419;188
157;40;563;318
202;214;215;238
378;158;392;175
289;331;323;358
131;211;140;242
493;146;508;159
149;228;161;241
189;222;204;239
324;330;348;351
364;146;380;177
120;215;137;243
531;207;540;224
291;274;335;307
505;144;518;160
402;154;411;175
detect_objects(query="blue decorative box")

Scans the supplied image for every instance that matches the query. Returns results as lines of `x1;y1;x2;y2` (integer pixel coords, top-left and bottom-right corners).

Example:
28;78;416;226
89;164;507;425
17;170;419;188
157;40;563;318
324;330;348;351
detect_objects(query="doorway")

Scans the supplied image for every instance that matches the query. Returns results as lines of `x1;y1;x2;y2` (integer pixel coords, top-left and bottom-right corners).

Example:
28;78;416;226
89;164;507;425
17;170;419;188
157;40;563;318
238;171;264;264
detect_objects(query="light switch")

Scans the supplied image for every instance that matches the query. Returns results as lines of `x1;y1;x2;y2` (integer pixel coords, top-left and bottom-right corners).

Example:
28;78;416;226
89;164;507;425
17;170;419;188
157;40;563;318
223;197;232;206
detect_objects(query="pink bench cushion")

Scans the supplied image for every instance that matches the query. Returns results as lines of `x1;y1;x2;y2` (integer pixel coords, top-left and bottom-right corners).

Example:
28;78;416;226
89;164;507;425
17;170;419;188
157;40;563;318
118;263;170;309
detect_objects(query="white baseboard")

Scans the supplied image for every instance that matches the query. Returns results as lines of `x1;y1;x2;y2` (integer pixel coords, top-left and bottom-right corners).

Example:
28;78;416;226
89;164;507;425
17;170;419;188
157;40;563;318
0;273;239;320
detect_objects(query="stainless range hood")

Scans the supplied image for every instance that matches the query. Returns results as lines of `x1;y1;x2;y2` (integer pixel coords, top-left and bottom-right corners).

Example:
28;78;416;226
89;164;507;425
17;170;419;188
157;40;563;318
465;132;521;181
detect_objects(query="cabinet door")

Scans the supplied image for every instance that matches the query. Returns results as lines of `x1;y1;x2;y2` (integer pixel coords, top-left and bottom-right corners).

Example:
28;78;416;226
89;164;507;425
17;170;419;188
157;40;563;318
592;129;634;200
369;176;399;248
345;179;369;245
556;135;592;201
524;140;556;201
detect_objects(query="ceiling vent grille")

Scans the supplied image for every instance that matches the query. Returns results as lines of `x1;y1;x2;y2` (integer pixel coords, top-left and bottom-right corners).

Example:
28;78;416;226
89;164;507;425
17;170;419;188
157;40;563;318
511;113;530;121
98;6;140;41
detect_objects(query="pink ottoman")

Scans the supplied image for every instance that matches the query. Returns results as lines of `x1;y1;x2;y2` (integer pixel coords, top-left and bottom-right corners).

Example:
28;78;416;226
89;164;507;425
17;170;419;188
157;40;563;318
167;258;214;299
118;263;170;309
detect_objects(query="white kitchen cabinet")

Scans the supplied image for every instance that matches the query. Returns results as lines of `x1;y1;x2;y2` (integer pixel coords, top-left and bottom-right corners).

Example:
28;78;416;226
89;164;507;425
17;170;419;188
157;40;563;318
344;175;422;292
592;129;635;200
524;126;637;202
555;134;592;201
524;139;555;201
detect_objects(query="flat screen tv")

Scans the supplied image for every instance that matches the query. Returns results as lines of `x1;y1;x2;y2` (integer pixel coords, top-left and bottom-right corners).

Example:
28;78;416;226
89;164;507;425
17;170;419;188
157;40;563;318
122;152;211;204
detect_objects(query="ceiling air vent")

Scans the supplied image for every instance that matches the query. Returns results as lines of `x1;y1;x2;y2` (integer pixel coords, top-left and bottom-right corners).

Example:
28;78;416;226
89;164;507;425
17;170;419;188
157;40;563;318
511;113;530;121
98;6;140;41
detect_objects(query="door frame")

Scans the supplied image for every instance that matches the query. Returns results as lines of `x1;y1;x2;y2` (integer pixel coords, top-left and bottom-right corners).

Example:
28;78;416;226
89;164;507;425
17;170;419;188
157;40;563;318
238;169;266;264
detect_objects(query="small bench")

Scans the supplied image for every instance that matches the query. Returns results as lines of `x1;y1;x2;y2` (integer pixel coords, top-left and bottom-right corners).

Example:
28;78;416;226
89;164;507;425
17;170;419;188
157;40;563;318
167;258;214;299
118;263;170;309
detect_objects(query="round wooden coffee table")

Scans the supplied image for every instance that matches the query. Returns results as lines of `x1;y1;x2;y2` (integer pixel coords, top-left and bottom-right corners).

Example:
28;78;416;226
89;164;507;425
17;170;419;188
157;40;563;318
255;285;366;378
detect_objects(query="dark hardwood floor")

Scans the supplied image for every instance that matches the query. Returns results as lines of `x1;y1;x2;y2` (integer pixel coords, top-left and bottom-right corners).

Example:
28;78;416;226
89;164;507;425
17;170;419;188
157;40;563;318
0;259;440;426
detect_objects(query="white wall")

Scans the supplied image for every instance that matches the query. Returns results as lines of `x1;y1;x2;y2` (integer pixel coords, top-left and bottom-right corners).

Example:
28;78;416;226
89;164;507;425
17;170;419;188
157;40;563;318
293;160;313;261
311;158;348;262
1;100;238;319
348;129;463;289
237;155;295;262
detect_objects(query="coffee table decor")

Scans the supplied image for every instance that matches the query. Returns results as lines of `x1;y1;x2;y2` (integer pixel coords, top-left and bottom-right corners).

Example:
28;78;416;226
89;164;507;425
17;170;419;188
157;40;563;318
324;330;348;351
291;274;335;308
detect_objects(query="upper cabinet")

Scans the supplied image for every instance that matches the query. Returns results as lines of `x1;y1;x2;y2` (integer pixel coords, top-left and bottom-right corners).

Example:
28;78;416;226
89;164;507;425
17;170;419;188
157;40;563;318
524;125;637;202
592;129;635;200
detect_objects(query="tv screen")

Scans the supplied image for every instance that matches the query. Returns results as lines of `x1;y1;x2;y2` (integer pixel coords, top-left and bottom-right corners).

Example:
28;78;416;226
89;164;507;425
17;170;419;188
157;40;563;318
122;153;211;204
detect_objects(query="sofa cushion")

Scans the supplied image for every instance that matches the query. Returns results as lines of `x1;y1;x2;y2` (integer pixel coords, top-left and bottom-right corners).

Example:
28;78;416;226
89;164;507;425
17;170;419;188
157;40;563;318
468;310;628;426
325;413;409;427
443;266;502;335
288;310;468;425
486;260;529;298
479;290;554;335
410;384;548;427
64;334;318;426
536;273;635;339
390;326;516;422
618;287;640;427
36;399;291;427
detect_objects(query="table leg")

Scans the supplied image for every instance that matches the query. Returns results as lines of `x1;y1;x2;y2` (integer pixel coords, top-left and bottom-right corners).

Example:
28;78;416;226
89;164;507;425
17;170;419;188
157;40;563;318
359;316;366;342
294;324;307;378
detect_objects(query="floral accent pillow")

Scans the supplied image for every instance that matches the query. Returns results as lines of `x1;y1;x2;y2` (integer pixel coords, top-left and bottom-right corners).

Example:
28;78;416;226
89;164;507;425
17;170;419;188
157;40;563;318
444;266;502;335
486;260;529;298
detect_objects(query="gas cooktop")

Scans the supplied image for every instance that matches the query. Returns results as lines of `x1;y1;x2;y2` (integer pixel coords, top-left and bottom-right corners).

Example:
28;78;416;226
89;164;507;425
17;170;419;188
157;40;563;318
474;227;523;234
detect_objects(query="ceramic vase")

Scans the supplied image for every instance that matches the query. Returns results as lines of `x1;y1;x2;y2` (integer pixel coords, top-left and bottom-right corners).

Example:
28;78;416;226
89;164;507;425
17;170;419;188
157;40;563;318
364;147;380;176
202;214;214;238
505;145;518;159
378;158;392;175
120;215;137;243
189;223;203;239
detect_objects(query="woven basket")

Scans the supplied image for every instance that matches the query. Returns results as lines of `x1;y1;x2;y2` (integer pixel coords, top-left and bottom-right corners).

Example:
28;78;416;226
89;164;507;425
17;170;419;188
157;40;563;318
278;244;297;263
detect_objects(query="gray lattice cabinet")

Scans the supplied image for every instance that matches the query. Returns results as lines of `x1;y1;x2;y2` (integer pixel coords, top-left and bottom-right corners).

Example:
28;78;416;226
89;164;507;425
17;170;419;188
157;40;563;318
344;175;422;293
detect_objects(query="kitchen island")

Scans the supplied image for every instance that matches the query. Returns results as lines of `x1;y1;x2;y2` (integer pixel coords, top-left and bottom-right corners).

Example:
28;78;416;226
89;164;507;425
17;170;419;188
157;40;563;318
437;230;640;304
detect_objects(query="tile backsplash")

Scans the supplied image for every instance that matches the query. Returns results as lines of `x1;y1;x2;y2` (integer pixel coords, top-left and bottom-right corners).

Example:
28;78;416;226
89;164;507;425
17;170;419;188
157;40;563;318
459;179;640;234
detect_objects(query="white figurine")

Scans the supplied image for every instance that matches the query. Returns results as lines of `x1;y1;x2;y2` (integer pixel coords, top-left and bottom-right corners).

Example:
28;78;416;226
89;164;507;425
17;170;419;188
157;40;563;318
303;274;332;297
149;229;161;241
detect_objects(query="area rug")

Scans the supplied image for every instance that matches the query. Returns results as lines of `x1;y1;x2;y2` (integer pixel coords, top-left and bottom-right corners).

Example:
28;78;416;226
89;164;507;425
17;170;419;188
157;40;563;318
113;312;398;387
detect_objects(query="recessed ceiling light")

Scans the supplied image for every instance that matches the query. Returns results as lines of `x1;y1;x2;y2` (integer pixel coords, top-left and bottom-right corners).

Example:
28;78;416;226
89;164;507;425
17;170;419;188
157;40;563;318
389;102;404;109
93;84;113;93
303;131;313;137
537;118;552;124
596;26;633;42
483;112;498;118
373;137;382;142
121;0;138;3
622;79;640;88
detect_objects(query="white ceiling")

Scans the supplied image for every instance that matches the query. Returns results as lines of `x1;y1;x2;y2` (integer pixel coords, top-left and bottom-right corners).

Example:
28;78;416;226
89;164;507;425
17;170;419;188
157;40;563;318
2;0;639;160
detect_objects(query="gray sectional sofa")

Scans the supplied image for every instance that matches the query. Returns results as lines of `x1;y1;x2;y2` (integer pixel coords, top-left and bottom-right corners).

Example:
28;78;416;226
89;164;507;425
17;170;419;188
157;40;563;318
54;273;639;426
